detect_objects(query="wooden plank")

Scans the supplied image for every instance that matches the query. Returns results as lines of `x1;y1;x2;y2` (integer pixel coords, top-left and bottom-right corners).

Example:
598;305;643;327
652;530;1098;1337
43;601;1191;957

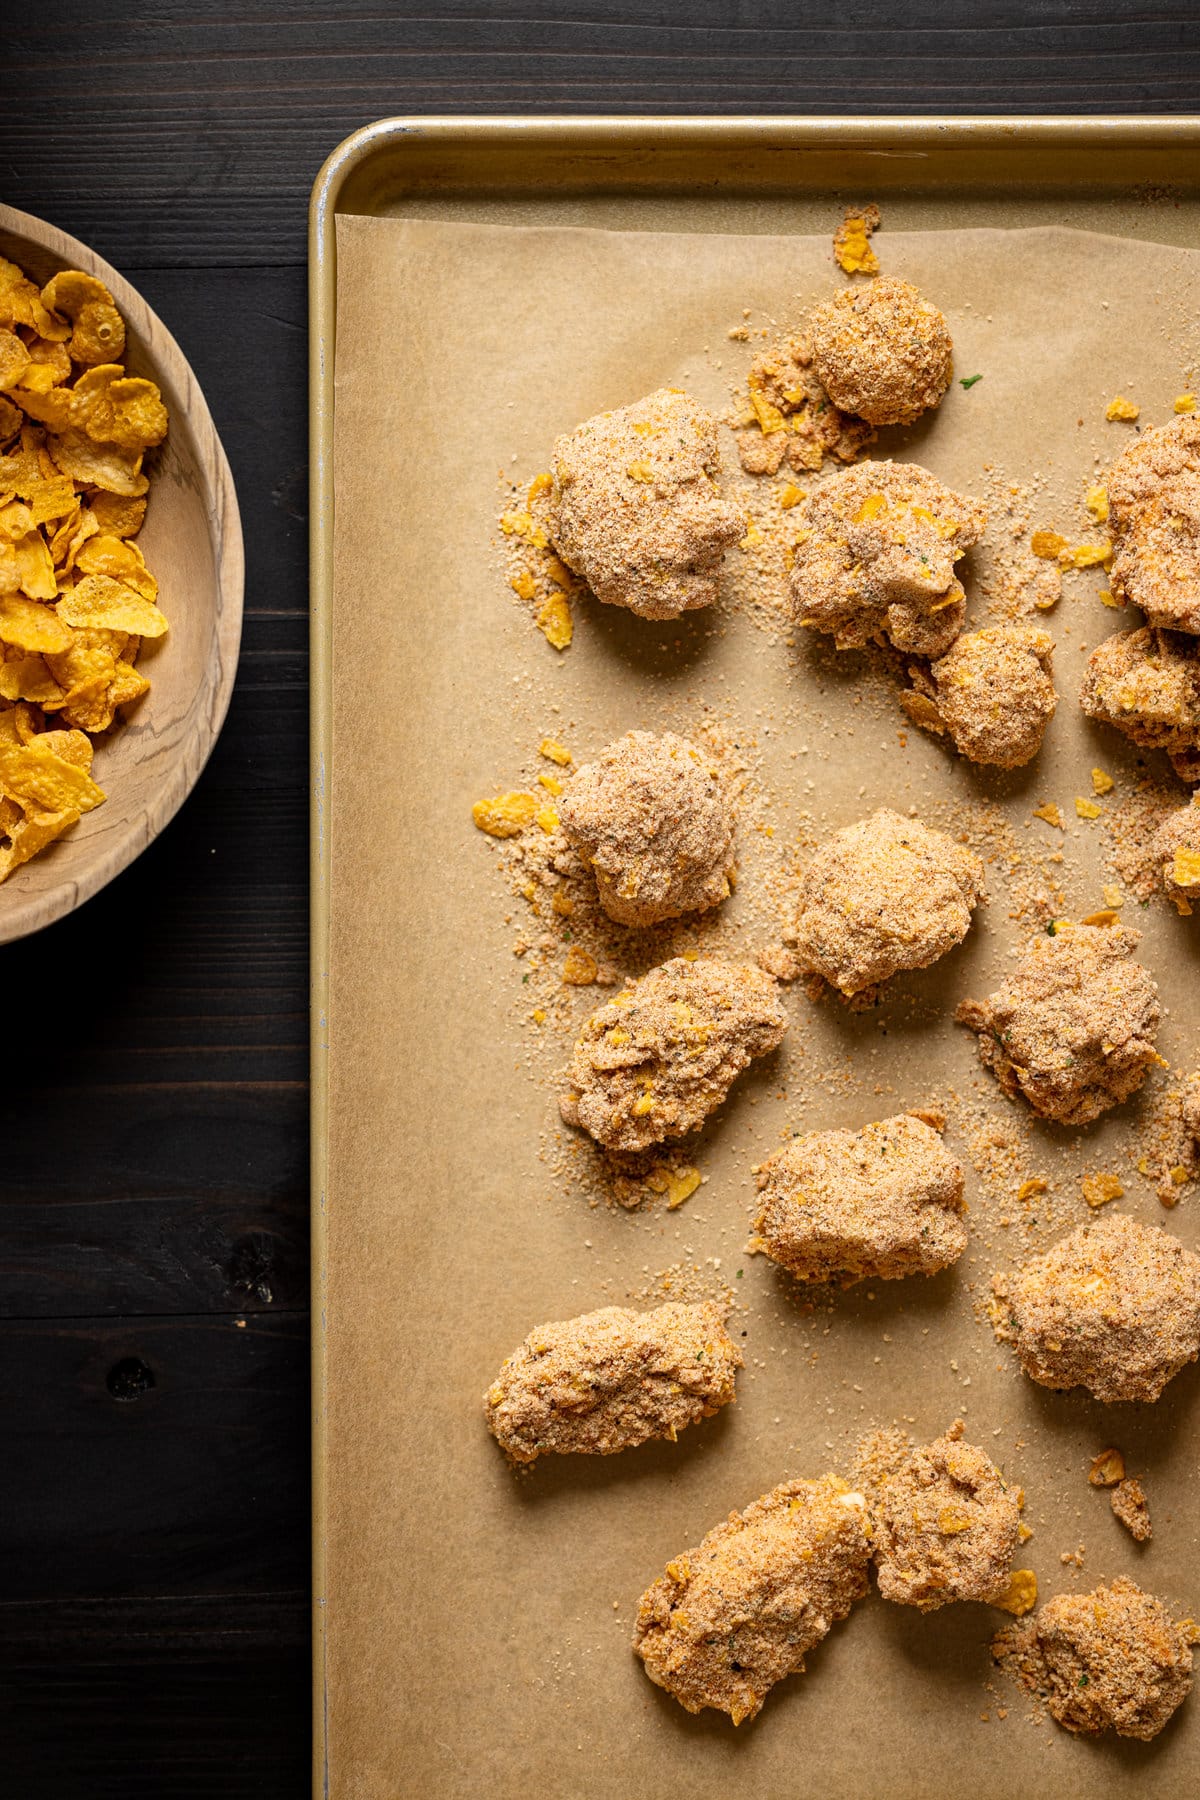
0;1313;309;1603
0;1593;309;1800
2;3;1197;266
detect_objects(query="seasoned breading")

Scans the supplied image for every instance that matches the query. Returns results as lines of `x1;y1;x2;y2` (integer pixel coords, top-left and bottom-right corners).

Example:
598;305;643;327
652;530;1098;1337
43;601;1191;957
1107;415;1200;635
1151;794;1200;913
484;1301;740;1462
632;1474;870;1724
1079;626;1200;784
956;921;1160;1124
559;730;735;926
792;807;985;998
993;1578;1194;1740
559;956;787;1152
736;334;876;477
807;277;954;426
903;623;1057;767
991;1213;1200;1403
547;387;742;620
860;1420;1020;1611
751;1111;966;1286
1111;1476;1153;1542
790;461;985;658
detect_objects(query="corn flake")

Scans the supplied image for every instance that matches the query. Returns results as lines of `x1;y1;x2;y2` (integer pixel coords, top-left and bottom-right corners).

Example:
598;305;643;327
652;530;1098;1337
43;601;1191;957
1105;395;1140;421
88;491;146;539
0;738;105;816
472;792;538;838
0;593;72;654
0;331;32;394
994;1570;1037;1617
535;590;572;650
57;573;168;638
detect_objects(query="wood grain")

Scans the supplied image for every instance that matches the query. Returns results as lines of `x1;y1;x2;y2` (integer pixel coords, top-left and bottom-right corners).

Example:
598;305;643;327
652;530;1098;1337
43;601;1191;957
2;2;1198;265
0;205;245;944
1;2;1196;1792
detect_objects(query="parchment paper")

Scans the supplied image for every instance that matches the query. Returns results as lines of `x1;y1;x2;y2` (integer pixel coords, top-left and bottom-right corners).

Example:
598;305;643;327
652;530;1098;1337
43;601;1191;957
326;212;1200;1799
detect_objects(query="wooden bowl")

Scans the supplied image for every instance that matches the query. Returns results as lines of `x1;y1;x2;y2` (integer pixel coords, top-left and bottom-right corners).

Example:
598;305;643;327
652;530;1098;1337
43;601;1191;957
0;203;243;944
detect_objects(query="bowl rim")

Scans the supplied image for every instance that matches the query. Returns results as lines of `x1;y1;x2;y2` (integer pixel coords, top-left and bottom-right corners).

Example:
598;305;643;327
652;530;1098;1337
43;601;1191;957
0;201;245;944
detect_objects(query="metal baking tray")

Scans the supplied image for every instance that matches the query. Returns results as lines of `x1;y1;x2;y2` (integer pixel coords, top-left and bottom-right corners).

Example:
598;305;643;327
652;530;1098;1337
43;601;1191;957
309;116;1200;1798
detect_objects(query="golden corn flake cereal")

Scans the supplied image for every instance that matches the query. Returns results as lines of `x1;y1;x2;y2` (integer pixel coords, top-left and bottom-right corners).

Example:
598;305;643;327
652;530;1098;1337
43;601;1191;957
1091;767;1114;795
0;330;32;393
57;573;168;639
1175;394;1196;414
1081;1172;1124;1208
562;946;599;985
1105;395;1140;421
472;791;539;838
0;738;104;816
0;259;168;883
0;594;73;655
538;738;572;766
88;491;146;539
0;259;67;340
75;534;157;601
1031;530;1068;560
1085;485;1110;523
994;1570;1038;1617
0;803;81;882
1032;802;1064;828
1075;796;1102;820
535;590;573;650
833;203;881;276
1088;1448;1126;1488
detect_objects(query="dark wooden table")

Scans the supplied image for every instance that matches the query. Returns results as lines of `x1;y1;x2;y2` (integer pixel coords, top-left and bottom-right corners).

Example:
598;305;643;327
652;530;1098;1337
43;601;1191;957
1;5;1196;1793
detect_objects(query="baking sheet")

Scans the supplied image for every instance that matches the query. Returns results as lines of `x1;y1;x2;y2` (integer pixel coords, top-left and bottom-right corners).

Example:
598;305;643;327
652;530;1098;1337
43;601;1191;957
324;208;1200;1798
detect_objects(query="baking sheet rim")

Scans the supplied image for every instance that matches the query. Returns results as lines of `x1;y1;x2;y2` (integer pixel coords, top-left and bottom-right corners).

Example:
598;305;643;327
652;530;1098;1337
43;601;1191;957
307;111;1200;1797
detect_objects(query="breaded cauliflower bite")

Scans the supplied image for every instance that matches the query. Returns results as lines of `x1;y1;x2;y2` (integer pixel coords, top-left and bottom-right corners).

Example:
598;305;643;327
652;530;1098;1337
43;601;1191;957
792;808;985;999
484;1301;740;1462
903;624;1057;767
559;730;735;926
547;387;742;620
995;1578;1194;1740
736;335;876;476
559;956;787;1152
790;461;985;658
1107;415;1200;635
1080;626;1200;784
751;1111;966;1286
806;277;954;426
859;1420;1020;1611
1152;795;1200;913
633;1474;870;1725
991;1213;1200;1403
956;922;1160;1124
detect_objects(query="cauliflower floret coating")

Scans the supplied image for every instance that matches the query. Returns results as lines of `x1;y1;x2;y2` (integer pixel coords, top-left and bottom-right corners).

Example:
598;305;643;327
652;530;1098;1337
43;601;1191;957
548;387;742;620
863;1420;1020;1611
903;623;1057;767
751;1111;966;1286
1079;626;1200;784
559;956;787;1152
559;730;735;926
1151;794;1200;913
1107;415;1200;635
792;807;985;998
484;1301;740;1462
790;461;985;659
807;277;954;426
995;1578;1194;1741
956;921;1160;1125
991;1212;1200;1403
633;1474;870;1725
